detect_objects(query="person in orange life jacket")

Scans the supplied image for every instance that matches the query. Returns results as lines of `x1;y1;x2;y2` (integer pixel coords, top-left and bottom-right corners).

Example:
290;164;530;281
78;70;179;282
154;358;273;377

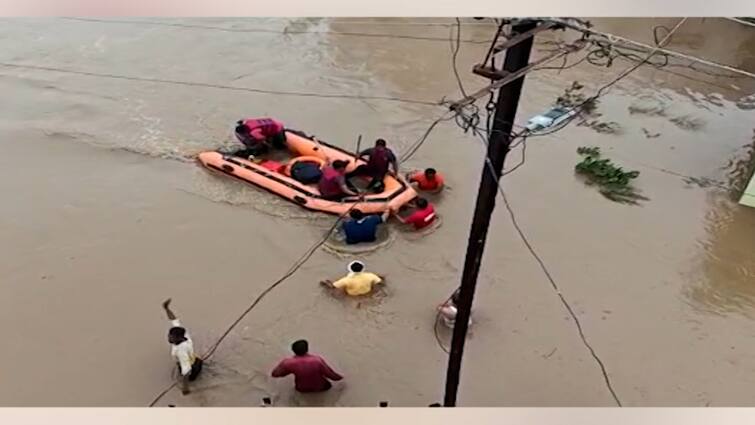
348;139;398;192
162;299;203;395
342;208;390;245
394;197;436;230
407;168;445;193
233;118;286;158
318;159;360;201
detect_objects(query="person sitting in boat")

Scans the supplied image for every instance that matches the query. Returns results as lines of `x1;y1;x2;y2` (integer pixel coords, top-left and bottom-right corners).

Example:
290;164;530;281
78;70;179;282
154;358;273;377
320;260;384;297
348;139;399;192
394;197;436;230
342;208;390;245
408;168;445;193
233;118;286;157
318;160;360;201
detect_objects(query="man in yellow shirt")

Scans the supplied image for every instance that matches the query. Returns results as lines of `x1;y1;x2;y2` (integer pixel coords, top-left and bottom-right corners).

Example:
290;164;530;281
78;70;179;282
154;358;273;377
320;261;383;296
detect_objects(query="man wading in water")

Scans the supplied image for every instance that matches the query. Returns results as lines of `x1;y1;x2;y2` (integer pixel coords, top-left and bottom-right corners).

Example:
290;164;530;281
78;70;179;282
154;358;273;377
271;339;343;393
163;299;203;395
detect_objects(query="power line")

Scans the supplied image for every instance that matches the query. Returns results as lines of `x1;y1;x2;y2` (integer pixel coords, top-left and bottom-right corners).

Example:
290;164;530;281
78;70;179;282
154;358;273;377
60;17;495;44
536;39;742;91
519;18;690;142
398;112;456;164
447;82;623;404
328;19;498;27
450;18;469;98
725;17;755;28
439;20;687;405
467;122;623;406
549;18;755;80
0;62;440;107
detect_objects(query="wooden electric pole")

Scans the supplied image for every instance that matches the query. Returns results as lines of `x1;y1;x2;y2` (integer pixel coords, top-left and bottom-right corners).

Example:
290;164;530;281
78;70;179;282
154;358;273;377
443;19;538;407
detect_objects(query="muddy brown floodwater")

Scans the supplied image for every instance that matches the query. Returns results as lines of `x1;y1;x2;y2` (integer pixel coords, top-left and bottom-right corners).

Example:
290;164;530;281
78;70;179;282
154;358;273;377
1;17;754;407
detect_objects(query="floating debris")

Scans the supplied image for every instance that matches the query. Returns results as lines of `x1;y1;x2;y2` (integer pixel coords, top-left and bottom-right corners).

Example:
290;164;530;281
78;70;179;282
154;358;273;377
670;114;706;131
736;93;755;111
554;81;622;135
642;128;661;139
628;98;668;117
575;146;648;205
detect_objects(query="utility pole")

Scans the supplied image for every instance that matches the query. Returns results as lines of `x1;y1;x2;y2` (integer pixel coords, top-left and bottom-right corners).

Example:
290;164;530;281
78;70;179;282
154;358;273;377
443;19;538;407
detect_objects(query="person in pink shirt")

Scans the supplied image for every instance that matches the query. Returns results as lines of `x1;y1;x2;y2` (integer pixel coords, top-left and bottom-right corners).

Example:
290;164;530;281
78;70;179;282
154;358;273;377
271;339;343;393
233;118;286;157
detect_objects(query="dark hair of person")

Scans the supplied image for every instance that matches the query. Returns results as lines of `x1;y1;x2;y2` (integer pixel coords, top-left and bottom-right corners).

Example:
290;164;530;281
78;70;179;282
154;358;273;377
416;198;429;209
235;122;249;134
332;160;348;170
292;339;309;356
425;168;437;177
349;262;365;273
375;139;387;147
451;289;461;306
349;209;364;220
168;326;186;342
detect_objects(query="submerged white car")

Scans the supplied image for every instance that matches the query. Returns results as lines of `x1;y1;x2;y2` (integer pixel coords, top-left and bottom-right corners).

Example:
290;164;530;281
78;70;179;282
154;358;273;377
525;106;579;133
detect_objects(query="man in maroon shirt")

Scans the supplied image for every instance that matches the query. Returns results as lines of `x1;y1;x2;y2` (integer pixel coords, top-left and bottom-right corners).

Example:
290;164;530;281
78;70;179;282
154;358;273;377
271;340;343;393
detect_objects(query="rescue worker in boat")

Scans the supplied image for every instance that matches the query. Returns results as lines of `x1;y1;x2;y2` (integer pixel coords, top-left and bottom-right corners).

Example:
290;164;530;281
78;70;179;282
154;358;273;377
318;159;360;201
349;139;399;192
342;208;390;245
394;197;436;230
438;289;472;328
162;298;203;395
233;118;286;157
320;260;384;297
271;339;343;393
407;168;445;193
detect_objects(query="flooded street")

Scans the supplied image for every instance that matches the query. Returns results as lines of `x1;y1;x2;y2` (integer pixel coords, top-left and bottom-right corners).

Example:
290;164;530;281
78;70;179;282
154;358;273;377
1;17;754;406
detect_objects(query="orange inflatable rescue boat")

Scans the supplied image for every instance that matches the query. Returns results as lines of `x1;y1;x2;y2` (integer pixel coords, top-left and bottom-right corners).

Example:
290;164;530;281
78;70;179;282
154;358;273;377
197;130;418;215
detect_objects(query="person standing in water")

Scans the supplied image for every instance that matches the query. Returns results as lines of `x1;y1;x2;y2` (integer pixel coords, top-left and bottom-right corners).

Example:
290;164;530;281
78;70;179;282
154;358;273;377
341;209;390;244
394;197;436;230
163;299;203;395
320;260;384;297
438;289;472;328
271;339;343;393
408;168;445;193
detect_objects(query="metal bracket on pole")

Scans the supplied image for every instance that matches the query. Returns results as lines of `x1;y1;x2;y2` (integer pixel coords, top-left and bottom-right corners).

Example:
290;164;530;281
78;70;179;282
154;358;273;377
455;39;586;109
491;21;557;54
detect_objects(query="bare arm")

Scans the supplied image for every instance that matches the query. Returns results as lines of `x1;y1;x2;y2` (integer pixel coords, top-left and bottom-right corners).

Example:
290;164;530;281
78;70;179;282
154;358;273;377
393;212;407;224
340;183;359;196
338;177;359;196
162;299;177;321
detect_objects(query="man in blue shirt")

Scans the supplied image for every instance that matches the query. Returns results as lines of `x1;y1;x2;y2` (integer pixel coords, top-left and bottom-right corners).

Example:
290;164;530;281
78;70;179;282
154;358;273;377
342;209;390;244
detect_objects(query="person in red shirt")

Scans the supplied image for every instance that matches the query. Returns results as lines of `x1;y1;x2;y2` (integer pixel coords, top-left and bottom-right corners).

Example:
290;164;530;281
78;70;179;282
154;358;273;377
395;197;436;230
408;168;445;193
233;118;286;157
271;339;343;393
